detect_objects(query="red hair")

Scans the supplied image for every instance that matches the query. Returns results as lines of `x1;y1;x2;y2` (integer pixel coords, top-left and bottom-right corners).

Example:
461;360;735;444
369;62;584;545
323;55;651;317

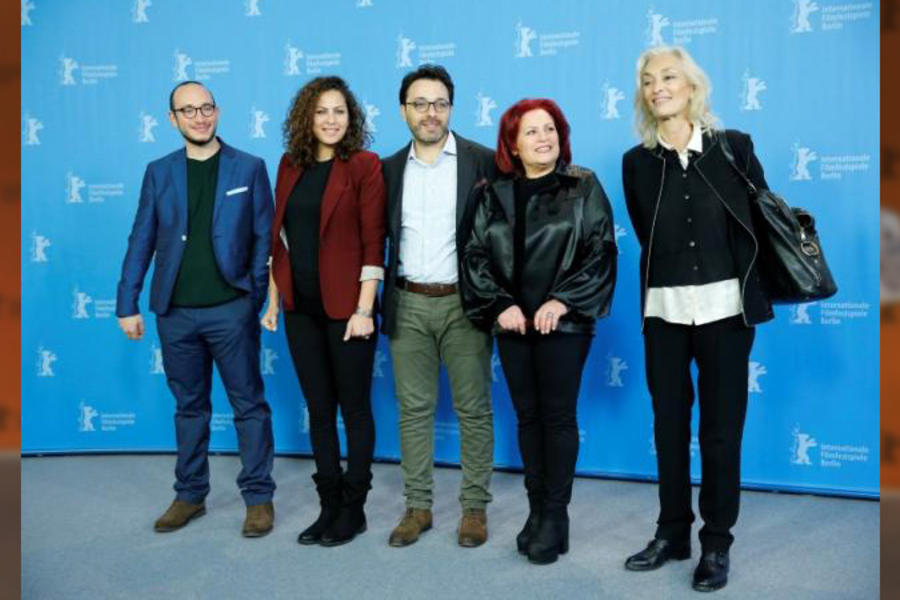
495;98;572;175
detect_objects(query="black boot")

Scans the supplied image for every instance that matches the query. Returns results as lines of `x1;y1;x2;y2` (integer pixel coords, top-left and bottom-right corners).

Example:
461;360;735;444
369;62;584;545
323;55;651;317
297;473;340;545
527;510;569;565
319;503;367;546
516;497;543;555
319;473;370;547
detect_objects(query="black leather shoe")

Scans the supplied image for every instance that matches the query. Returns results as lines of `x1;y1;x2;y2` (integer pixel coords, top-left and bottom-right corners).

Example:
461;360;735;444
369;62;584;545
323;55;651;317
297;507;337;545
516;511;541;555
624;538;691;571
319;505;367;547
692;551;729;592
527;517;569;565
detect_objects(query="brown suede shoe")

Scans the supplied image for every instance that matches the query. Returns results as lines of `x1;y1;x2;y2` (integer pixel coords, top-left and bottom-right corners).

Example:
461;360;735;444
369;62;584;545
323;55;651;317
154;500;206;532
242;502;274;538
388;508;432;547
458;508;488;547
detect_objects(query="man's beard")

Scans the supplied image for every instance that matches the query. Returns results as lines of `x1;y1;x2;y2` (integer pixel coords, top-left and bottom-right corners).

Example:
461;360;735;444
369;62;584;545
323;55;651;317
179;124;217;146
411;119;448;145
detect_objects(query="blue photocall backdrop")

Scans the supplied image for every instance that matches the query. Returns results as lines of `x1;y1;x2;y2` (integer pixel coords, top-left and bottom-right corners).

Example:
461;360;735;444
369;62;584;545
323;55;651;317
21;0;879;497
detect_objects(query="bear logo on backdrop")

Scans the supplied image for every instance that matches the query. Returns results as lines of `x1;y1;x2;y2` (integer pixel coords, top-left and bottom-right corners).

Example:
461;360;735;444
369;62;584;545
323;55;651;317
36;347;56;377
31;232;50;263
131;0;150;23
22;0;35;26
59;56;78;86
149;344;165;375
249;107;269;139
645;9;670;46
474;92;497;127
791;302;815;325
283;43;303;76
72;288;93;320
66;172;86;204
261;348;278;376
78;401;98;432
22;113;43;146
790;144;818;181
740;70;767;111
396;35;416;68
791;0;819;33
138;112;158;143
599;82;625;120
173;50;192;81
791;427;818;465
490;353;502;384
606;355;628;388
515;22;538;58
748;361;767;393
244;0;261;17
363;102;380;134
373;350;387;379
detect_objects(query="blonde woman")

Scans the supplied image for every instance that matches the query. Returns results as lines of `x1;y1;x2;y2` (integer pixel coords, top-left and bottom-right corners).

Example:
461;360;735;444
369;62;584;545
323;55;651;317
621;46;773;592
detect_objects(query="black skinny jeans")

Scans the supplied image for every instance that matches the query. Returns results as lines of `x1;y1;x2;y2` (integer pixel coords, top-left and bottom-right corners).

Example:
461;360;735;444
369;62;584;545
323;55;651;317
284;310;376;506
497;331;592;517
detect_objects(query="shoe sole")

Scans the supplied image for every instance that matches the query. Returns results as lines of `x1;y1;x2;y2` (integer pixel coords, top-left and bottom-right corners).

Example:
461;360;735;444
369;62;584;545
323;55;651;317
242;523;274;538
154;507;206;533
458;537;486;548
527;544;568;565
692;580;727;593
297;535;322;546
388;523;432;547
319;523;367;547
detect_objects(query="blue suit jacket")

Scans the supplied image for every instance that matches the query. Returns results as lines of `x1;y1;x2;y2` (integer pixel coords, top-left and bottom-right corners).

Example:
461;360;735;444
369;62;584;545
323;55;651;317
116;140;273;317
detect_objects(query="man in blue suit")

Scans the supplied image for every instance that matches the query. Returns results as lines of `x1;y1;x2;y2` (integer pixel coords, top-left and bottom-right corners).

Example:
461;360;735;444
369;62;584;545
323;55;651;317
116;81;276;537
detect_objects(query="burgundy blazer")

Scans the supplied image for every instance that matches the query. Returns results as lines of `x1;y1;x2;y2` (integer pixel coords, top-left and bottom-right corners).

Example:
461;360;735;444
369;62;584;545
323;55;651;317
271;150;386;318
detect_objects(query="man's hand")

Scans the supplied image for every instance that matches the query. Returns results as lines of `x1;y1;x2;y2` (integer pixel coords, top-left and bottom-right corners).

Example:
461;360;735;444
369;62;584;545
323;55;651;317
497;305;527;335
260;302;279;332
118;314;145;340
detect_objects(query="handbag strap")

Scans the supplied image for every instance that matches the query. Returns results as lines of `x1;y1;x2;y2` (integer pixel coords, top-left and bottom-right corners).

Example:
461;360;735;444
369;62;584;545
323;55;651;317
717;131;758;195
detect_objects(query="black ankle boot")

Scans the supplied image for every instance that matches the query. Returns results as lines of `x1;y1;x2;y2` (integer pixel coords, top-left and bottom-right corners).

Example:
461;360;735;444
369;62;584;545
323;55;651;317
319;504;367;547
527;513;569;565
516;510;542;555
297;506;338;545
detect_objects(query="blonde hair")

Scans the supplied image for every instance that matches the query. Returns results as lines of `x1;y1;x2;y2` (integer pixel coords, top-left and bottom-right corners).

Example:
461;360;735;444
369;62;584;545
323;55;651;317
633;45;719;149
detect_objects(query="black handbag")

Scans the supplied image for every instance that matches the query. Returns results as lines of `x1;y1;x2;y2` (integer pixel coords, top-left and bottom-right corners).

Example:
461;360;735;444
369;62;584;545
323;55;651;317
719;133;837;304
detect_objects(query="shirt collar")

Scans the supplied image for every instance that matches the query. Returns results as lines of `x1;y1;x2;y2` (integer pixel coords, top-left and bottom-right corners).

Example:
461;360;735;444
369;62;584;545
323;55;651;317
407;131;457;163
657;122;703;155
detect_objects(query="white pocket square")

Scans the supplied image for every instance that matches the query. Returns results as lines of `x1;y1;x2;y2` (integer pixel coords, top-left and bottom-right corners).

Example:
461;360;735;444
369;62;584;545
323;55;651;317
225;186;249;196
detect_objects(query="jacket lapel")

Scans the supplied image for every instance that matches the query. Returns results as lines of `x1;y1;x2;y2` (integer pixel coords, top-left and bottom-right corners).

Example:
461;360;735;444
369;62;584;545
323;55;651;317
387;144;410;242
320;157;349;236
694;133;753;230
274;159;302;249
456;135;475;226
491;178;516;227
170;149;188;232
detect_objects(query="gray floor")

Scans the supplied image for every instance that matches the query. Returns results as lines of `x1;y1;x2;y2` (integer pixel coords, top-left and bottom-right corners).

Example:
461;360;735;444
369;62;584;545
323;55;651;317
22;455;879;600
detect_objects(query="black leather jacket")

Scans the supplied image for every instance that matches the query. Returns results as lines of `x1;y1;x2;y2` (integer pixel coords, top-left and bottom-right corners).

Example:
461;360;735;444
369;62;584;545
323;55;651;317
460;165;618;334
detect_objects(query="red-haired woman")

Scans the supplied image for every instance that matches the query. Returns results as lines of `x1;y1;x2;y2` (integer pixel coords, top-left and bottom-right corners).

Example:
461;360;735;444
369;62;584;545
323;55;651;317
460;98;617;564
261;76;385;547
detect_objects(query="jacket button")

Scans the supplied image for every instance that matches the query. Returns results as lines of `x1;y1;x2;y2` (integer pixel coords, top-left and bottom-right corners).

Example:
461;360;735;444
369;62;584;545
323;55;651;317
687;217;693;223
683;194;690;200
181;235;187;242
682;172;688;179
689;241;696;247
693;265;699;271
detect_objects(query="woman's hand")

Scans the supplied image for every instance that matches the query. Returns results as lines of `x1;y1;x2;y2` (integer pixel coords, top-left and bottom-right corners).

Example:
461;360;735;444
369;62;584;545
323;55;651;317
343;313;375;341
260;302;279;332
534;299;568;334
497;305;527;335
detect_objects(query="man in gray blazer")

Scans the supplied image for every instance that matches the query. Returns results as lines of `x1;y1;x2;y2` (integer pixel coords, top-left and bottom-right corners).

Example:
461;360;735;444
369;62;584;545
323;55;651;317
381;64;496;548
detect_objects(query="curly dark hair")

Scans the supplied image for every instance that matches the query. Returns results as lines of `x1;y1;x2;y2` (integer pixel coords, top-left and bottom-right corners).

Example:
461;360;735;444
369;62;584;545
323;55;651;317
283;76;371;167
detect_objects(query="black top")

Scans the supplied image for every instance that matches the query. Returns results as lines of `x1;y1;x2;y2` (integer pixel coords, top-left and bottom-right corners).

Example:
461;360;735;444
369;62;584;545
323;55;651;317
283;158;333;315
513;171;557;314
648;149;736;287
171;151;243;307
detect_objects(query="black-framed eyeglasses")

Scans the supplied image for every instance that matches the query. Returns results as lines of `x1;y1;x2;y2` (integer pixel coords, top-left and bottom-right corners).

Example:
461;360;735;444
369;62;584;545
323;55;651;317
405;99;451;114
173;103;216;119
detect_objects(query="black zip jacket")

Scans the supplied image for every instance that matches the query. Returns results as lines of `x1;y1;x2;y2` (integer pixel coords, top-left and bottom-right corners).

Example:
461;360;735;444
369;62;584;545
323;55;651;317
460;165;618;334
622;129;775;329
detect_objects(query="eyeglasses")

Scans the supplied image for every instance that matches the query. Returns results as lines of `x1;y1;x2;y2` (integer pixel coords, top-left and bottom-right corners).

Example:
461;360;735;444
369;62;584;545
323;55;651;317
173;103;216;119
405;99;451;114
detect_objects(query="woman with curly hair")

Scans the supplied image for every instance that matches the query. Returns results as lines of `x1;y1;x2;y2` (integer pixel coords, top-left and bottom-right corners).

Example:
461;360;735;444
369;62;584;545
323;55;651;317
261;76;386;546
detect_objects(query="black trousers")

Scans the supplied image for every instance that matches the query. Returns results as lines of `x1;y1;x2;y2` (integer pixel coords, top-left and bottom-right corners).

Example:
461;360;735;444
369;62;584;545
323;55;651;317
284;310;376;506
497;331;592;516
643;316;755;552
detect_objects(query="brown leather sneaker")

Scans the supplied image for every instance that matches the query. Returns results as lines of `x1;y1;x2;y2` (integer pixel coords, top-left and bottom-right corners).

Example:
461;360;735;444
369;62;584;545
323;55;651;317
457;508;487;547
388;508;432;547
242;502;274;538
154;500;206;532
